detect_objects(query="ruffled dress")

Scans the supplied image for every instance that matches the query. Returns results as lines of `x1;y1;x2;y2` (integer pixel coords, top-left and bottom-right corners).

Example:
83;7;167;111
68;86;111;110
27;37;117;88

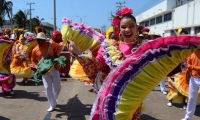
10;38;37;78
0;39;16;92
166;69;200;104
75;39;143;119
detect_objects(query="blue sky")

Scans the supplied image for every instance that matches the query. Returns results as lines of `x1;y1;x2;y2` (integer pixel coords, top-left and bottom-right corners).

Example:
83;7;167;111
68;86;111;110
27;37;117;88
10;0;163;31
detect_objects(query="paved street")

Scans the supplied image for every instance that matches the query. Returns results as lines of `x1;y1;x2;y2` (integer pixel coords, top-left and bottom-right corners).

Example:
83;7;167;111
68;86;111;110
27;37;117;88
0;77;200;120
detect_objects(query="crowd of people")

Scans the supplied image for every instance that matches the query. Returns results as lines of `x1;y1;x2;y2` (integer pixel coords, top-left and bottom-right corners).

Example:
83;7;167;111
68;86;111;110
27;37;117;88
1;6;200;120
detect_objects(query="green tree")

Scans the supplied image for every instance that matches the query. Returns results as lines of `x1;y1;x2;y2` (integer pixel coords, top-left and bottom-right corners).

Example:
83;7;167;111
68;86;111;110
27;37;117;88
0;0;13;26
29;16;44;32
13;10;28;29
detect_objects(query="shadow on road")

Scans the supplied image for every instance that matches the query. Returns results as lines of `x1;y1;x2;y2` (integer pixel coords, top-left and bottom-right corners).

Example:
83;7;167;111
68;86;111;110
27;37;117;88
55;94;92;120
0;116;10;120
0;90;47;102
16;80;43;86
141;114;159;120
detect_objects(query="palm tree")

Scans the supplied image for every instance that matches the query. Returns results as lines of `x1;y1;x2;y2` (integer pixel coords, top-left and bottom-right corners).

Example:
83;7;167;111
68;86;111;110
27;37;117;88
0;0;13;27
31;16;44;32
13;10;28;28
32;16;44;26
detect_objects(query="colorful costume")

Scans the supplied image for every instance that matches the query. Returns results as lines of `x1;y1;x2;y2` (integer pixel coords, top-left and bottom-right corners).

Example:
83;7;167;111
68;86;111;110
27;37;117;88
183;51;200;120
10;34;37;78
0;39;16;92
90;36;200;120
61;8;200;120
0;28;11;39
61;18;105;83
31;32;65;111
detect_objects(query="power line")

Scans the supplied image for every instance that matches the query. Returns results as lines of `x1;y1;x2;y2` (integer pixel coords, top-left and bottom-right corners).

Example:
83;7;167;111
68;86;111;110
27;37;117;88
134;0;159;16
116;1;126;8
108;11;113;24
27;2;35;32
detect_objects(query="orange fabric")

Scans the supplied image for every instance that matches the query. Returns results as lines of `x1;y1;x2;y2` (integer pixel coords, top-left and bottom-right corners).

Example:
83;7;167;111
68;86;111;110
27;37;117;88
187;51;200;78
31;42;63;68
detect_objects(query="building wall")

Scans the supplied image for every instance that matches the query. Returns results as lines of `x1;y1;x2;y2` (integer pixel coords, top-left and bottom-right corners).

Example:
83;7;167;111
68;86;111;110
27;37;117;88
194;0;200;25
136;1;167;23
136;0;200;37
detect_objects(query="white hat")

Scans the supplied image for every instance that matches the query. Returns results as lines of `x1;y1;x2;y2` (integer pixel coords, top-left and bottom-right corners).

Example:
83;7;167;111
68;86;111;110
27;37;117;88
10;34;16;40
197;32;200;37
36;32;47;40
24;32;35;39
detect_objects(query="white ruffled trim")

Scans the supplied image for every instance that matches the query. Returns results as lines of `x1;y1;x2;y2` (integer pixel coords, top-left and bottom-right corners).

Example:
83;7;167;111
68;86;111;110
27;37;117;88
102;39;124;69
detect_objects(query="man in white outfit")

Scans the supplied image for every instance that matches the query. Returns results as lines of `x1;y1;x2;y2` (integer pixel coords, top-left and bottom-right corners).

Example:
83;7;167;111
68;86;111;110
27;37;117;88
160;80;167;95
31;32;63;112
181;50;200;120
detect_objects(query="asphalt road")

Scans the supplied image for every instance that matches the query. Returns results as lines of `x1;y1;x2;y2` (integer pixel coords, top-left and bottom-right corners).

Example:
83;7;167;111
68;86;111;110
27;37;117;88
0;78;199;120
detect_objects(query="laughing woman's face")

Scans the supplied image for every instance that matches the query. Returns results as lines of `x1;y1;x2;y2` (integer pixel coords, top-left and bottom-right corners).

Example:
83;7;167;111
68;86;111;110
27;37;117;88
120;18;137;43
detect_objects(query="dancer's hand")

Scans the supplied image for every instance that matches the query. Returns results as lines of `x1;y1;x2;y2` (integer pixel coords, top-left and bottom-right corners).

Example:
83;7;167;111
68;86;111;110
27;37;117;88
67;39;81;56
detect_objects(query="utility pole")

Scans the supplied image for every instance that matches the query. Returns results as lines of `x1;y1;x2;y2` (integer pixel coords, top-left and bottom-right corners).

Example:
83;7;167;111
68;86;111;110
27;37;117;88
10;7;13;33
54;0;56;31
116;1;126;8
27;2;35;32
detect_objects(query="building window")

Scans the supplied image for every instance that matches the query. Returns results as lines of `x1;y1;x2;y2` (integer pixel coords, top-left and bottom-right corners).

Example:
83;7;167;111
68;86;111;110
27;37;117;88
195;27;200;34
164;12;172;22
140;22;145;27
145;21;149;27
150;18;155;25
156;16;162;24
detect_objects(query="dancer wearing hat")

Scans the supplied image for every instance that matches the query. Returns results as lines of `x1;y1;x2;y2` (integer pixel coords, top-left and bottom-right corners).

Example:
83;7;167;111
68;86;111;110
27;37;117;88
31;32;64;112
10;34;36;83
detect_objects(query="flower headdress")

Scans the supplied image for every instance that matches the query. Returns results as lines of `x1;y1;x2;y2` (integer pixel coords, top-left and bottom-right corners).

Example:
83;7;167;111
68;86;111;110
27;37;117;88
112;7;133;36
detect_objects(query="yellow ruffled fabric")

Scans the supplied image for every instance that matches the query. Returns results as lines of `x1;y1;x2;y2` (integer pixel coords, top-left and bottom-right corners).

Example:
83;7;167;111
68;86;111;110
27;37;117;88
61;24;102;56
115;49;196;120
10;57;34;78
69;60;91;83
0;42;12;68
106;27;113;39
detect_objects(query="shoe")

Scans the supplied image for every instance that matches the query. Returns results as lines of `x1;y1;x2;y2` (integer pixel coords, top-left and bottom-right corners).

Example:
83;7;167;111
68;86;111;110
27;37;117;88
162;91;167;95
183;105;187;110
167;102;172;107
47;107;55;112
181;118;189;120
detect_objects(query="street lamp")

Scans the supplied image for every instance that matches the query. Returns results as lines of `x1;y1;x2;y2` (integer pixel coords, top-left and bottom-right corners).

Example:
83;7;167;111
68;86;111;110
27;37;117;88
76;15;86;24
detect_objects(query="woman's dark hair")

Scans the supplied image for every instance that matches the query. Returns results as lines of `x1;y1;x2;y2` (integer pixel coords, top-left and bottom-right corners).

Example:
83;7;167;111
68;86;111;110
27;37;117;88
120;14;136;24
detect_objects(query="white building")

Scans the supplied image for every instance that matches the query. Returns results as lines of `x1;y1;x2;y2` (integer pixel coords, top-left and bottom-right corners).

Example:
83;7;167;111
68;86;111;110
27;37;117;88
135;0;200;37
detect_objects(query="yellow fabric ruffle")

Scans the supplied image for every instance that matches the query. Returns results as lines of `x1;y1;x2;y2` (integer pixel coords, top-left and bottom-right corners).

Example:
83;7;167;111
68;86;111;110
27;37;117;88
61;24;102;56
10;57;34;78
115;49;196;120
69;60;91;83
0;42;12;68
